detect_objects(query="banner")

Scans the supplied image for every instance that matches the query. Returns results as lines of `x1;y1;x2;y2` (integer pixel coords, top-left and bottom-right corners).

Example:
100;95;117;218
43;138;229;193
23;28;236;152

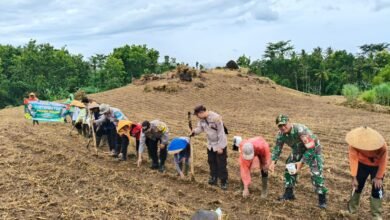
25;101;66;122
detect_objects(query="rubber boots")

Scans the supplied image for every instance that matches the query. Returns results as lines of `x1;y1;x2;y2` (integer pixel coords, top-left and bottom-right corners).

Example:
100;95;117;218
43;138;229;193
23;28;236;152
347;192;361;214
159;161;165;173
184;163;189;176
318;193;327;209
278;187;295;201
370;197;382;220
261;177;268;198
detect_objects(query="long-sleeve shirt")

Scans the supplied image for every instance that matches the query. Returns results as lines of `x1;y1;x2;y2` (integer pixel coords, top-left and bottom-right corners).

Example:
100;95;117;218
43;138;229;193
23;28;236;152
139;120;169;154
349;144;388;179
193;111;227;152
118;123;142;141
130;123;142;140
76;108;86;124
271;123;321;164
172;137;191;174
72;107;80;121
239;137;271;187
94;107;127;127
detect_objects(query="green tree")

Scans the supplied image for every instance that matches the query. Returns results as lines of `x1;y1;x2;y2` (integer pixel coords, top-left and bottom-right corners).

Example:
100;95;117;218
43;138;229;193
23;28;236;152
372;64;390;85
98;56;126;90
112;44;159;82
237;54;251;67
359;43;389;56
264;40;294;60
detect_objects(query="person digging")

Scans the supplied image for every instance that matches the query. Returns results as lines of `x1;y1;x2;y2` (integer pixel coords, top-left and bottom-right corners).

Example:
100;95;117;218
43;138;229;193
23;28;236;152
239;136;271;199
116;120;142;161
168;137;191;178
346;126;388;220
138;120;169;173
94;104;127;155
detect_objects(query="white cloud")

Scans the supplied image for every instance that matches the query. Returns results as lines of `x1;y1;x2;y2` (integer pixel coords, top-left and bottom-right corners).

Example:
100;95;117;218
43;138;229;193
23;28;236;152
0;0;389;65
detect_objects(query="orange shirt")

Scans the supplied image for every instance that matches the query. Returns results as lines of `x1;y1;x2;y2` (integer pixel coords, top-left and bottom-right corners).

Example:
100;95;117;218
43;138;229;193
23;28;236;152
239;137;271;187
349;144;388;179
24;97;38;104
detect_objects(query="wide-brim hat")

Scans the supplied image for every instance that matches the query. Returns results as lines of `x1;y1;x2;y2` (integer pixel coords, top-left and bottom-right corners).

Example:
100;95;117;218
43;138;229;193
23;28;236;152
70;100;85;108
29;92;36;97
168;138;189;155
88;102;99;110
345;126;385;151
99;104;110;114
117;120;132;133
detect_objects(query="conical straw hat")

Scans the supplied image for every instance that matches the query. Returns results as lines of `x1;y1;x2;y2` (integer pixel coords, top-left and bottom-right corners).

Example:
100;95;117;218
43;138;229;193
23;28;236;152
88;102;99;110
70;100;85;108
345;126;385;150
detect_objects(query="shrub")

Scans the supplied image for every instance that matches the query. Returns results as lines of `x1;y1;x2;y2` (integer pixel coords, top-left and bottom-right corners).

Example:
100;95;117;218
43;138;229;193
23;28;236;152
360;90;376;103
81;86;101;94
373;83;390;106
342;84;360;103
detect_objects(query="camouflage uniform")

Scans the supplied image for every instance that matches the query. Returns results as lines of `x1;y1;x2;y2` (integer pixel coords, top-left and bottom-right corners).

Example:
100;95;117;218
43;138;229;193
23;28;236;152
272;123;328;195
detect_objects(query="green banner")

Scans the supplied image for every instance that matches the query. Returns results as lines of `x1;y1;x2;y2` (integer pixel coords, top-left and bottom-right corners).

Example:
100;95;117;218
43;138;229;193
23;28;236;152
25;100;66;122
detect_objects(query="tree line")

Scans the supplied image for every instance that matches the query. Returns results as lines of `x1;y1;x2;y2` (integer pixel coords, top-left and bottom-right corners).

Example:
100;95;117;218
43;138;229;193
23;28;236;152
237;41;390;98
1;40;389;109
0;40;177;108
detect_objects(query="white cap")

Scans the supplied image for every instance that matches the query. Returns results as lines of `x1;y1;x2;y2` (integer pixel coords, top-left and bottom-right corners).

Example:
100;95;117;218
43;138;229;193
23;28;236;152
233;136;242;146
242;142;254;160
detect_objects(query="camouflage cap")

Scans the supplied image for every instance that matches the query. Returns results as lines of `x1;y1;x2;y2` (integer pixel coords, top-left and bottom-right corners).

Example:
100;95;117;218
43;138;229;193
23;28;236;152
275;114;289;125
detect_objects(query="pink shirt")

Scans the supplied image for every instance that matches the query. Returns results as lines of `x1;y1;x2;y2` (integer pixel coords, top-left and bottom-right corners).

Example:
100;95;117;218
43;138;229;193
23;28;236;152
239;137;271;187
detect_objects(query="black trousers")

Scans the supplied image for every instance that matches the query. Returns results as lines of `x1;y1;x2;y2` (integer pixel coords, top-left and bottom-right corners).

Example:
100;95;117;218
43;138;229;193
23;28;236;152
116;136;140;159
355;162;384;199
145;138;167;167
115;135;128;160
96;127;117;151
75;122;83;135
76;123;90;138
207;147;228;181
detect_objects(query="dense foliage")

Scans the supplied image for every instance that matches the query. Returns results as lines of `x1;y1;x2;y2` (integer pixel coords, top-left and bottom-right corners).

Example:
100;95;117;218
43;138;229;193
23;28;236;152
1;40;389;108
0;40;176;108
241;41;390;98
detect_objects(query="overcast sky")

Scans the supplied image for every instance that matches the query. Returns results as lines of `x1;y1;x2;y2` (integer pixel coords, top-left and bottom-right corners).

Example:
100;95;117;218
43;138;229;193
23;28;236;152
0;0;389;66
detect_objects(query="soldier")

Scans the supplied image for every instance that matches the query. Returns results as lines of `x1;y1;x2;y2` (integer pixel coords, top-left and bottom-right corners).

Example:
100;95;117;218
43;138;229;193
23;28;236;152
346;126;387;220
269;114;328;209
239;136;271;199
138;120;169;172
190;105;228;190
